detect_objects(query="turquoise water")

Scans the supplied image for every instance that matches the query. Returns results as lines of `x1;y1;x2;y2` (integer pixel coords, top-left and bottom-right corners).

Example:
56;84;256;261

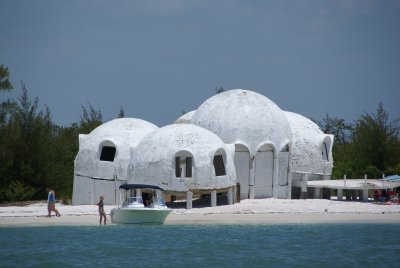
1;223;400;267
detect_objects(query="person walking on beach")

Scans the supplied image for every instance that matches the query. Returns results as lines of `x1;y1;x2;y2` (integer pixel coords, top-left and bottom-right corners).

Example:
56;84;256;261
47;187;61;217
97;196;107;225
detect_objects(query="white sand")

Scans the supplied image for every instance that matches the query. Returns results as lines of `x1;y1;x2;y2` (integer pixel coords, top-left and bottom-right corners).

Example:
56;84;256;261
1;198;400;226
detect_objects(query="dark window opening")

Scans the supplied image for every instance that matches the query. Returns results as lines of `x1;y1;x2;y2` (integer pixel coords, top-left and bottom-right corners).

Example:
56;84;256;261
175;156;192;178
186;157;192;177
322;142;329;161
213;155;226;176
100;146;116;162
175;157;181;177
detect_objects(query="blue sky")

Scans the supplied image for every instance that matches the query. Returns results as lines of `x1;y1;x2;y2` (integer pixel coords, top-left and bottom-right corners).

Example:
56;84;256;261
1;0;399;127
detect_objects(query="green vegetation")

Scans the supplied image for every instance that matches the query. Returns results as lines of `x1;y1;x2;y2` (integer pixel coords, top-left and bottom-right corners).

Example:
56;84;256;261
316;103;400;179
0;65;108;202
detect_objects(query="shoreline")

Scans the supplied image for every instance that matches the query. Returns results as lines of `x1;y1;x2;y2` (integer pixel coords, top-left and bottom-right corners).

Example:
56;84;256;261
1;198;400;227
1;213;400;227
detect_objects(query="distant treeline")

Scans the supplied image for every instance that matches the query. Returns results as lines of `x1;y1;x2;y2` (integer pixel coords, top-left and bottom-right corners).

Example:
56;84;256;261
315;103;400;180
1;65;399;202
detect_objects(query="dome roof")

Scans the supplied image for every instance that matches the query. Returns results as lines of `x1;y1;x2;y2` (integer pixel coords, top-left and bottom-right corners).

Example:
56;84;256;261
284;111;333;175
191;89;292;154
128;124;236;192
75;118;158;180
174;110;196;124
80;118;158;150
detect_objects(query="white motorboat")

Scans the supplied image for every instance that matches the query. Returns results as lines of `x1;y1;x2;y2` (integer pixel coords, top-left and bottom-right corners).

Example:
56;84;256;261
110;184;172;224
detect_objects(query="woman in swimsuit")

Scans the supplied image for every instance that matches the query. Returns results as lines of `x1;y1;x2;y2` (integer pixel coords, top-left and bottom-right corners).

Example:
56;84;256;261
97;196;107;225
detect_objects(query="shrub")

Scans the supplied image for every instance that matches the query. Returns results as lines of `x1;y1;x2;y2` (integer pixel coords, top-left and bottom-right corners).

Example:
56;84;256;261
1;180;38;201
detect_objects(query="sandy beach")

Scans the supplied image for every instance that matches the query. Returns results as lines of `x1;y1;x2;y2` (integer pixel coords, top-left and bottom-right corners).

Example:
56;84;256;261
1;198;400;227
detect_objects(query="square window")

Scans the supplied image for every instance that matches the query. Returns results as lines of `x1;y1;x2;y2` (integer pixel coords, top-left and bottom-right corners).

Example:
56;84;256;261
100;146;116;162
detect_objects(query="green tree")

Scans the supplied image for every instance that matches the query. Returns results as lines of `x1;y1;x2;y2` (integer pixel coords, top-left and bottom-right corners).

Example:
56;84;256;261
214;86;224;94
351;102;400;176
318;114;352;145
315;114;354;178
0;84;56;200
0;64;16;125
118;106;125;118
0;65;13;91
79;103;102;134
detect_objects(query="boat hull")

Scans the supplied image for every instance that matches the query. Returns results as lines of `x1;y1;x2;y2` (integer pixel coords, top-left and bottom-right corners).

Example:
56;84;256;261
110;208;172;224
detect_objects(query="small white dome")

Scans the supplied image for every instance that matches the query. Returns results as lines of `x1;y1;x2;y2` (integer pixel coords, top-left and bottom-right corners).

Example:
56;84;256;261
75;118;158;181
191;89;292;154
128;124;236;192
284;111;333;175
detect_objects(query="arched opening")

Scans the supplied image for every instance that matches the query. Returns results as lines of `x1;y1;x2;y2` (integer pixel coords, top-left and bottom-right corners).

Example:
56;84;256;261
213;148;226;176
175;150;193;178
234;144;250;199
99;141;116;162
254;144;274;198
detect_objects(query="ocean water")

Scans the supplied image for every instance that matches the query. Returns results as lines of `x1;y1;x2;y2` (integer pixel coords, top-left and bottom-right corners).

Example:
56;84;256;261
1;223;399;267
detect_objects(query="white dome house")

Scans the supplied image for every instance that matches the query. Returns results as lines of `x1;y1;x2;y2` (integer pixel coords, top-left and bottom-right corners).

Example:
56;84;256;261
72;118;158;205
128;124;236;208
191;89;293;199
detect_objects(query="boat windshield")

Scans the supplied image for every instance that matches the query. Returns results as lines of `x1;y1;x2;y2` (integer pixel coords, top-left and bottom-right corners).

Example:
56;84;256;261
153;197;166;206
122;196;143;207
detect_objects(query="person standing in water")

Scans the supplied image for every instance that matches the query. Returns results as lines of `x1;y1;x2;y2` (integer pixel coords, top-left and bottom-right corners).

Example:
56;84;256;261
97;196;107;225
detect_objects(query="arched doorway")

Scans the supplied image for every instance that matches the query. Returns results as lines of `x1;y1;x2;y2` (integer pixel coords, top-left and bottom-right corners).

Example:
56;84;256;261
234;144;250;199
254;144;274;198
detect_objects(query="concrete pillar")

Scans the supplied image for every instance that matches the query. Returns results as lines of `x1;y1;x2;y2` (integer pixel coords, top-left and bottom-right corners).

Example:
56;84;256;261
186;191;193;209
211;190;217;207
362;189;369;202
313;187;321;199
287;153;293;199
249;157;255;199
272;153;280;198
300;174;308;199
91;178;95;205
337;189;343;201
249;186;255;199
235;184;240;203
227;187;233;205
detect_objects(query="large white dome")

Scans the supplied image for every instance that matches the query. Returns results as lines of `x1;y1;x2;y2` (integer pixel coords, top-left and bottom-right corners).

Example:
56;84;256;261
128;124;236;192
284;111;333;175
75;118;158;181
191;89;292;155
